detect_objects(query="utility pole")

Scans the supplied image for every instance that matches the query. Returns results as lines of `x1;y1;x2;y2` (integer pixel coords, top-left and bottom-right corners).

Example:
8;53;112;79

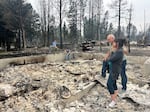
118;0;121;39
60;0;63;49
88;0;91;41
91;0;94;40
144;10;146;35
143;10;147;46
98;0;102;51
128;4;132;53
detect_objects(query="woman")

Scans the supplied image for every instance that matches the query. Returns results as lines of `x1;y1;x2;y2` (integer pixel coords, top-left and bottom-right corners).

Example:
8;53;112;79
107;39;124;107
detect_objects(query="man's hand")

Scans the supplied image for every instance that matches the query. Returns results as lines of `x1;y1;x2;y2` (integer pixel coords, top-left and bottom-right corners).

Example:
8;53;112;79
103;57;107;61
103;51;110;61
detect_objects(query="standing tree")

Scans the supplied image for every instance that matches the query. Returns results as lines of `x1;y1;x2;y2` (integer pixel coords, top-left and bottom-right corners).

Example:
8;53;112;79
38;0;58;47
63;22;69;42
1;0;40;49
68;0;78;47
24;10;41;47
110;0;128;38
144;26;150;46
39;0;47;47
77;0;87;42
126;4;133;52
101;11;109;40
127;23;137;41
107;23;114;35
47;0;51;46
96;0;103;51
54;0;69;49
59;0;63;49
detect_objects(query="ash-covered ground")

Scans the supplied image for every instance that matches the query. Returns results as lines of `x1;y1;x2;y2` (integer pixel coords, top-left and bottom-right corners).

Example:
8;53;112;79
0;47;150;112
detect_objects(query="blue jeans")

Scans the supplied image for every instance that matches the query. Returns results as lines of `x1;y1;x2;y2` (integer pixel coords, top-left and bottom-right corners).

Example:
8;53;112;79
101;60;109;77
102;60;127;90
121;60;127;90
107;71;118;94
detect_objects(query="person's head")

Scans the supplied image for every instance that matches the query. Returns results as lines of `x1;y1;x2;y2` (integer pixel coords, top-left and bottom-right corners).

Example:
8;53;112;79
113;39;124;49
107;34;115;43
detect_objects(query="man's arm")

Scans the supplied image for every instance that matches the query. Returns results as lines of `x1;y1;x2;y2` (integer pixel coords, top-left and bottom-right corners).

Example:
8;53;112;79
104;51;111;61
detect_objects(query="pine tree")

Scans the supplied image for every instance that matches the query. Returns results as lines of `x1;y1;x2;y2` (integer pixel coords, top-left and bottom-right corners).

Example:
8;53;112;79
68;0;78;47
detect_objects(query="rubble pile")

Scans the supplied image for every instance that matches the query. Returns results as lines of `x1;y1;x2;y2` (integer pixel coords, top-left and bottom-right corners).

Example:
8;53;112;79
0;56;150;111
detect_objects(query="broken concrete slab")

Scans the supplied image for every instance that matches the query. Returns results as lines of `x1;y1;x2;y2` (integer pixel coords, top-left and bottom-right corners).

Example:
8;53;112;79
94;74;150;107
126;56;149;64
63;82;96;103
143;57;150;76
0;84;15;100
0;53;67;70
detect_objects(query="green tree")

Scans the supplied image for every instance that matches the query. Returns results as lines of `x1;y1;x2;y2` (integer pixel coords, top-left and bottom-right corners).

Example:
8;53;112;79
39;0;47;47
83;17;93;40
68;0;78;47
107;23;114;36
24;10;41;47
48;16;56;46
1;0;40;49
83;16;98;41
127;23;137;41
100;11;109;40
144;26;150;45
77;0;87;42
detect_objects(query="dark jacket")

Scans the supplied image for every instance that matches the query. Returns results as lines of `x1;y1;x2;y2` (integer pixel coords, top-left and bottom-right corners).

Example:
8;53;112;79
108;48;123;80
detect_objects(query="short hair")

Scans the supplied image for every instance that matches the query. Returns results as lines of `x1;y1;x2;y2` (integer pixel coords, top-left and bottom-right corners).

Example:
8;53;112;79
107;34;115;40
107;34;115;43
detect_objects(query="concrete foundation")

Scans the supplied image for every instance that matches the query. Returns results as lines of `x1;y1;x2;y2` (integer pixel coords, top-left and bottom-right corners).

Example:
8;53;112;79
0;52;149;75
0;53;66;70
143;58;150;76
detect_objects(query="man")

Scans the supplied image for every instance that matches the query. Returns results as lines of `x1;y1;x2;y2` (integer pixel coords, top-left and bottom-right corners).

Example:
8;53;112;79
52;40;57;48
101;34;128;91
101;34;116;78
49;40;58;53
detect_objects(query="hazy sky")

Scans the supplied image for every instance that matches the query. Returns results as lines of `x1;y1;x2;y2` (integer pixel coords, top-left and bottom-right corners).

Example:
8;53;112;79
102;0;150;31
129;0;150;31
28;0;150;31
